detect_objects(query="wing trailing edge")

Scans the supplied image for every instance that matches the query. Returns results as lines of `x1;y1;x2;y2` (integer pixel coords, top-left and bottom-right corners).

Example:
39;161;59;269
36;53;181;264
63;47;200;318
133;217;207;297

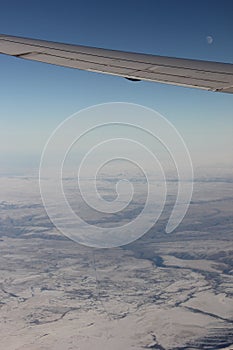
0;34;233;93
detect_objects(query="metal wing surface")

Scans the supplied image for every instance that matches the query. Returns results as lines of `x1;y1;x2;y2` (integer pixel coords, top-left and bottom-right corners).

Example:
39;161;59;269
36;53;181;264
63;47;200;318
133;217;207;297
0;34;233;93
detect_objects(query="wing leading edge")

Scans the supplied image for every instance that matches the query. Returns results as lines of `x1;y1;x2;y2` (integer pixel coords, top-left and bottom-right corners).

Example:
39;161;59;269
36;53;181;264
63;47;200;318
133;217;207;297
0;33;233;93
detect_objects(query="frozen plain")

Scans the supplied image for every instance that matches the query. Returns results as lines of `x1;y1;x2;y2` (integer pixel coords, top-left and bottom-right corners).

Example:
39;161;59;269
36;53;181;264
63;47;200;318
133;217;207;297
0;175;232;350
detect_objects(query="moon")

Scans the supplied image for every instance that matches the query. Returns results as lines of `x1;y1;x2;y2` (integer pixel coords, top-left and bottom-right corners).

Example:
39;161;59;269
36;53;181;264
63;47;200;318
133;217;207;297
206;35;213;44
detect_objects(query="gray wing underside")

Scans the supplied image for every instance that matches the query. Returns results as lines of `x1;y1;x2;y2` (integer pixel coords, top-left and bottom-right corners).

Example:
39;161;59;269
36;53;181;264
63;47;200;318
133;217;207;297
0;34;233;93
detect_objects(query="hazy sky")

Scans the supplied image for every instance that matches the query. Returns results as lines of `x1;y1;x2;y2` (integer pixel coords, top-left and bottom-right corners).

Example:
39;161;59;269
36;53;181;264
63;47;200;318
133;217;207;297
0;0;232;175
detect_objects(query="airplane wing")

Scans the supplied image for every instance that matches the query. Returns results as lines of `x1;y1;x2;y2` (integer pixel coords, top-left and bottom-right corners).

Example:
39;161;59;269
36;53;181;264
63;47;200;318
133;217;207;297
0;33;233;93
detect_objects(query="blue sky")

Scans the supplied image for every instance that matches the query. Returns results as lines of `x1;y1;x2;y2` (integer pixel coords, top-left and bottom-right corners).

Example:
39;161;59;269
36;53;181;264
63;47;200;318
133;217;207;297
0;0;232;175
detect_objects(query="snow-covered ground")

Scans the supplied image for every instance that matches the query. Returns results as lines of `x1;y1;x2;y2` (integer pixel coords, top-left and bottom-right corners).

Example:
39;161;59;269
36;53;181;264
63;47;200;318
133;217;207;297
0;176;232;349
